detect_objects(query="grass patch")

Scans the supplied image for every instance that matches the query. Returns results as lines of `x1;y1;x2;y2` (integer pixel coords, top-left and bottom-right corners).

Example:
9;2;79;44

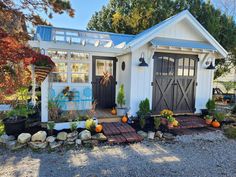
0;122;5;136
224;126;236;139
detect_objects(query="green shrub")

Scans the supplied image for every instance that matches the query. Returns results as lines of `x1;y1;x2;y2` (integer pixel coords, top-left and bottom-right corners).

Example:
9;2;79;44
117;84;125;108
139;117;146;129
137;98;151;118
214;112;225;122
47;121;55;131
154;117;161;130
206;99;216;113
70;122;77;132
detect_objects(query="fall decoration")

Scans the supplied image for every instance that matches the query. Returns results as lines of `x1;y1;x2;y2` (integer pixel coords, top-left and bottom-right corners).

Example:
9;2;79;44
85;118;96;131
212;120;220;128
173;119;179;127
100;71;113;86
95;124;103;133
111;108;117;115
121;116;128;123
160;109;173;118
204;115;213;125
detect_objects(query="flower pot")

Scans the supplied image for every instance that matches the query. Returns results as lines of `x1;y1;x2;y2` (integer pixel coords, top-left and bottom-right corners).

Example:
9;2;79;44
205;119;213;125
116;107;127;116
201;109;209;117
161;118;167;125
3;117;26;136
168;122;174;128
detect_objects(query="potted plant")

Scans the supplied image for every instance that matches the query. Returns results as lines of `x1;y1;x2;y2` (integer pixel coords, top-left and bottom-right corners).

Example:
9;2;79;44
167;115;175;128
206;99;216;115
160;109;173;125
204;115;213;125
137;98;151;130
116;84;127;116
47;121;55;135
3;104;35;135
214;112;225;123
154;117;161;130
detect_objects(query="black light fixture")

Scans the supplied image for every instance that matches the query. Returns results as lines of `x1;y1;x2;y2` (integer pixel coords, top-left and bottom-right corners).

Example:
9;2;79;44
206;61;216;70
139;52;148;67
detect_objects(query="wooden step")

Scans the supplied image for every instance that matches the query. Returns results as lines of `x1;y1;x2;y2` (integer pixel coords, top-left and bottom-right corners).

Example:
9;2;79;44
97;117;121;123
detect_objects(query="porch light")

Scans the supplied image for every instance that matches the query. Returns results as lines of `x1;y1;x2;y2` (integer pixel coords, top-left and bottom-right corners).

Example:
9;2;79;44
138;52;148;67
206;61;216;70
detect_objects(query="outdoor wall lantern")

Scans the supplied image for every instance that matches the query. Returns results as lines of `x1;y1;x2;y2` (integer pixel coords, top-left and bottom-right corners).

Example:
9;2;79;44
40;48;45;55
205;58;215;70
138;52;148;67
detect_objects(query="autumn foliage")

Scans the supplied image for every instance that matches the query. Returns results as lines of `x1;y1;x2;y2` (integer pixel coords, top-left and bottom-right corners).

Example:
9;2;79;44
0;28;54;103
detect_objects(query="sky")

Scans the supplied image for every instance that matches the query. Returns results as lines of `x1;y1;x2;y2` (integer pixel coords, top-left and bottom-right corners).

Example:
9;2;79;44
46;0;109;30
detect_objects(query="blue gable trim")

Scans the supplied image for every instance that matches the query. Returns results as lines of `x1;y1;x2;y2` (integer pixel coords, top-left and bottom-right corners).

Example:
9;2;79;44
36;26;52;41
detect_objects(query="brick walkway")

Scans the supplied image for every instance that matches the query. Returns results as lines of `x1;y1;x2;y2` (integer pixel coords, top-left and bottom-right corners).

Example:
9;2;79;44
102;122;143;144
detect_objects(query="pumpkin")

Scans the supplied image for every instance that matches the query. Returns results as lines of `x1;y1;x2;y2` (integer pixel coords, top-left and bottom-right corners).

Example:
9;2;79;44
95;124;103;133
121;116;128;123
111;108;117;115
212;121;220;128
173;120;179;127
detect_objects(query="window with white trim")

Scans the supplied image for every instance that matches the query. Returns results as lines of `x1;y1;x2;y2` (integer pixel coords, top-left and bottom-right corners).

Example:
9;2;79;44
48;50;90;83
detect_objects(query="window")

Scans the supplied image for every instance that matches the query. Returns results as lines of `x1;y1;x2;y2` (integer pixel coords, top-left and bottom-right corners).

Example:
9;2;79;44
96;59;113;76
49;50;90;83
155;56;175;76
177;58;195;76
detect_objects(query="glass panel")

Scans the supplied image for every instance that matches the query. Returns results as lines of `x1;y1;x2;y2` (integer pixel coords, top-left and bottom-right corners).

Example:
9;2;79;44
50;73;67;82
48;51;68;60
96;59;113;76
55;30;65;35
55;36;65;41
168;58;175;76
184;58;189;76
178;58;184;76
71;63;89;73
189;59;195;76
71;52;89;60
71;74;89;83
54;63;67;72
162;57;169;76
155;57;162;75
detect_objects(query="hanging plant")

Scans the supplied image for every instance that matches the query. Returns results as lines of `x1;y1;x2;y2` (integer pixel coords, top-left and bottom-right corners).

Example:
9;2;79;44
100;71;113;86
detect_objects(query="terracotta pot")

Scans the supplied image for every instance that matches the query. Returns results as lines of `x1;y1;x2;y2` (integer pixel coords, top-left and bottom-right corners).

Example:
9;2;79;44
161;118;167;125
168;122;174;128
205;119;213;125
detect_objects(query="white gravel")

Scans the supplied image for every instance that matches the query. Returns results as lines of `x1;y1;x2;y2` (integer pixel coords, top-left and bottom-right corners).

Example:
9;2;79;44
0;132;236;177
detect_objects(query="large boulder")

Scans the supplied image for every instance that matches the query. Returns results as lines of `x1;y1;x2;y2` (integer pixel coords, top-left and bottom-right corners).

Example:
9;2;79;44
79;130;91;140
57;132;68;141
17;133;31;144
91;133;107;141
67;131;78;142
31;131;47;142
155;131;163;138
28;141;48;149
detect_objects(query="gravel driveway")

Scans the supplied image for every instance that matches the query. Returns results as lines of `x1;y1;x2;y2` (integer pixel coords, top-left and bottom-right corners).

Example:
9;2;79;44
0;132;236;177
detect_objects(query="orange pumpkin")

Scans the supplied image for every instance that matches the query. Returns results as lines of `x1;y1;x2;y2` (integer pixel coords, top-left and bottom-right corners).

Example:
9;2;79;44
111;108;117;115
95;124;103;133
212;121;220;128
121;116;128;123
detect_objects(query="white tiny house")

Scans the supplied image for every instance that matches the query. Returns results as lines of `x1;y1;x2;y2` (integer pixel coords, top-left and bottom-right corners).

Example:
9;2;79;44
29;10;228;124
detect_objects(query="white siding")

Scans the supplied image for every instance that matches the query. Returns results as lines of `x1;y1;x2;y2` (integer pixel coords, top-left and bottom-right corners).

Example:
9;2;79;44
117;54;132;108
157;19;206;42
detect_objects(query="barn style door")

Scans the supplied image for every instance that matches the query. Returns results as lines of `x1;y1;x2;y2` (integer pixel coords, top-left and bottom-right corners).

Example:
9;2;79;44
152;53;198;114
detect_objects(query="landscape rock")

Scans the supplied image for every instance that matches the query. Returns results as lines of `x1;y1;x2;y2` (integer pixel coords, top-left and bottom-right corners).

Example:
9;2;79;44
155;131;163;138
83;139;98;147
65;141;75;145
50;141;63;149
148;131;155;140
79;130;91;140
57;132;68;141
67;131;78;142
28;141;48;149
17;133;31;144
46;136;56;143
0;134;15;144
12;143;27;150
91;133;107;141
75;139;82;145
163;133;175;141
31;131;47;142
137;131;148;138
5;140;17;150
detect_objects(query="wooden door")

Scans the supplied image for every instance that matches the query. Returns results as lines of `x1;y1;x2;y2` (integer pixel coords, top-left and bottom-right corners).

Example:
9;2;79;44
152;53;198;114
92;56;116;109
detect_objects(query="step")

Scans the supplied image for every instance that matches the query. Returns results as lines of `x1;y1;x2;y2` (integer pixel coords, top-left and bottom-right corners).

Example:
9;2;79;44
97;117;121;123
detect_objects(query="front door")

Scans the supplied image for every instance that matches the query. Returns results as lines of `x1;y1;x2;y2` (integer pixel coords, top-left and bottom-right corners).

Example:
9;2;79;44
92;56;116;109
152;53;198;114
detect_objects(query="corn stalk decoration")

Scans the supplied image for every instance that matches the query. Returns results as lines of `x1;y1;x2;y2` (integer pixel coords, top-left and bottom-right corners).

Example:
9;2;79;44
100;71;113;86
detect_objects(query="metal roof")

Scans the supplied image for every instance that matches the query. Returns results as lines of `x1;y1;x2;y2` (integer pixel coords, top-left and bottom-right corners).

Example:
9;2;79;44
151;37;217;51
